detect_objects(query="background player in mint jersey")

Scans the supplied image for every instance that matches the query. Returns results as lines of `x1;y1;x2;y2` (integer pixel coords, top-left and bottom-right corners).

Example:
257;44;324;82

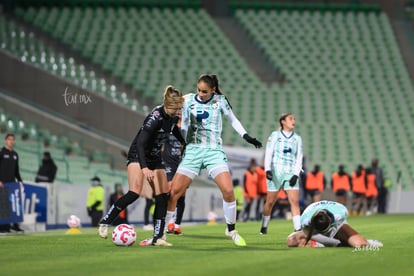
260;113;303;235
98;85;185;247
286;200;383;248
165;74;262;247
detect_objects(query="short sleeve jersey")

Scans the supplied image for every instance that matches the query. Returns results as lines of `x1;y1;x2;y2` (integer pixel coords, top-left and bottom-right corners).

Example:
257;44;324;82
301;200;348;237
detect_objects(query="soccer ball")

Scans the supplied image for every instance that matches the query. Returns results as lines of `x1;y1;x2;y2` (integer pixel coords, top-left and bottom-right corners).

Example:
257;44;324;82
67;215;81;228
112;224;136;246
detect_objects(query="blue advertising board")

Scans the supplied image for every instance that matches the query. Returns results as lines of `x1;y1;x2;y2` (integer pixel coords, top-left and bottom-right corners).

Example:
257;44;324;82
0;182;23;224
23;182;48;222
0;182;48;224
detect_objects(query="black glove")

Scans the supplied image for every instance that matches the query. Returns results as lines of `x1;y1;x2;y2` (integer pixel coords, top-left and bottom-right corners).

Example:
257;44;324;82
87;207;92;216
289;175;298;187
243;134;263;148
266;171;273;181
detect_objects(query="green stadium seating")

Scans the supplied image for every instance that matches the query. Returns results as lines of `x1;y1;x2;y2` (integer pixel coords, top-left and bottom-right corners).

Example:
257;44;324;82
0;107;127;185
5;4;414;188
234;8;414;188
13;6;264;117
0;16;147;113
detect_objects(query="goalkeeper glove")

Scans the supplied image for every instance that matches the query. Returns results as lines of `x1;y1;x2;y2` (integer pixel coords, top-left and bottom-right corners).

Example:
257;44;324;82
266;171;273;181
289;175;298;187
243;134;262;148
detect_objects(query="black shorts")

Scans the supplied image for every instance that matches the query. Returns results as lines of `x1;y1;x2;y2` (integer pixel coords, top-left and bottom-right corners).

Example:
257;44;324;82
127;145;164;170
165;163;178;182
126;153;165;170
335;189;348;196
307;189;321;197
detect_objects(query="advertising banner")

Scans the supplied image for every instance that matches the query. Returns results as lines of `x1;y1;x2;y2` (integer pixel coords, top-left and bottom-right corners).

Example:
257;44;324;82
0;182;23;224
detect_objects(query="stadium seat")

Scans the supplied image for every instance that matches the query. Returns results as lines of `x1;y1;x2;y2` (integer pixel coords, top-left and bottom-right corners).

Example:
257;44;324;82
0;108;127;185
233;7;414;186
6;4;414;187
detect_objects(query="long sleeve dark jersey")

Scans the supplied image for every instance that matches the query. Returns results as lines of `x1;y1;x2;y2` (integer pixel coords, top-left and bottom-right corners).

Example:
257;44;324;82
0;147;22;182
128;105;185;169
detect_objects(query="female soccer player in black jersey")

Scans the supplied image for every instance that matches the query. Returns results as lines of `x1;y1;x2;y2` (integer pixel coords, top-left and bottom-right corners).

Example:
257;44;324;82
98;85;185;246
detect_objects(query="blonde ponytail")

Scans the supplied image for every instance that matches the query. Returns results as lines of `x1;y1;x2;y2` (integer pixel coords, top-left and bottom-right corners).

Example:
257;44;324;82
164;85;184;109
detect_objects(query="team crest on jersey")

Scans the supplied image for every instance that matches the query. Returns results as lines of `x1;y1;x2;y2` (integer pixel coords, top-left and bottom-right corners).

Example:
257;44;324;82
195;110;209;122
149;110;160;120
212;100;219;109
145;110;160;127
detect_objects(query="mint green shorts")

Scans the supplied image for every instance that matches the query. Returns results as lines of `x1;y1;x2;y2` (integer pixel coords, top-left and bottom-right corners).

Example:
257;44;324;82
266;169;299;192
176;145;229;180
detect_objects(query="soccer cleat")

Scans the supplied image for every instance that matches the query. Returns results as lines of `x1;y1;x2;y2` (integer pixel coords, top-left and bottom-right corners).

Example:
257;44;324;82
173;227;182;235
167;225;183;235
310;240;325;248
139;237;153;246
139;234;167;246
227;230;247;247
260;227;267;235
152;239;172;247
10;224;24;233
167;223;174;231
139;237;172;246
166;223;175;234
98;224;108;239
367;239;383;247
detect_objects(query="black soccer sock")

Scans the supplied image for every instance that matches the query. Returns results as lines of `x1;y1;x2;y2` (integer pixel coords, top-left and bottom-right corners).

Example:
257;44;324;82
152;193;168;240
175;196;186;225
227;223;235;232
100;191;139;224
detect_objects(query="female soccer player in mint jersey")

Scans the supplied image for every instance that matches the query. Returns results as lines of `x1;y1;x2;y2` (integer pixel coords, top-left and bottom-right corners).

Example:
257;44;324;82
165;74;262;247
98;85;185;247
286;200;383;248
260;113;303;234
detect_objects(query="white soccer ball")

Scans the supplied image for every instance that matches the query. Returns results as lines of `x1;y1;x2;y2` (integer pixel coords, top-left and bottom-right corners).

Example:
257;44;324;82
112;224;136;246
67;215;81;228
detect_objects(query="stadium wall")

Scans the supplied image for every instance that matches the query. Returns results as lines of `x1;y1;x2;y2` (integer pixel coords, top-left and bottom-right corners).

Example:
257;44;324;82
0;50;144;144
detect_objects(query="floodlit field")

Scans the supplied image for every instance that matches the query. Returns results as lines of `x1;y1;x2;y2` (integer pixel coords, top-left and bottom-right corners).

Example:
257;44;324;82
1;215;413;276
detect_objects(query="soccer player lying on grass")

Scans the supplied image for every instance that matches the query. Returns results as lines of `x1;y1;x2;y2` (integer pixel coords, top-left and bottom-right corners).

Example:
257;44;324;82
286;200;383;248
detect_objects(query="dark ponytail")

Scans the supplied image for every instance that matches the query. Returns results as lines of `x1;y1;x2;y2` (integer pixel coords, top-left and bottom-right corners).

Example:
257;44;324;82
197;74;233;108
304;222;315;246
198;74;222;95
305;210;332;245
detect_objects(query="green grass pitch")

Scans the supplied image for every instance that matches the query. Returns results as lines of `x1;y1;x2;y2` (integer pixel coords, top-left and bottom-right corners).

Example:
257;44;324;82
1;214;413;276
